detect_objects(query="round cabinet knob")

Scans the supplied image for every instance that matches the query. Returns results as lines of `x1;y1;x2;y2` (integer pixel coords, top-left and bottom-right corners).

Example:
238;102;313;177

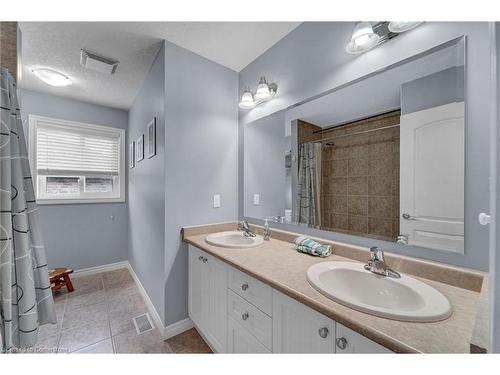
241;283;249;291
318;327;329;339
198;256;203;261
336;337;348;350
202;257;208;263
241;312;249;321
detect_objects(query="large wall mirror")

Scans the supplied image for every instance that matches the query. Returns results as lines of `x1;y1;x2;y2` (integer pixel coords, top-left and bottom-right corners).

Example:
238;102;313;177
244;37;465;254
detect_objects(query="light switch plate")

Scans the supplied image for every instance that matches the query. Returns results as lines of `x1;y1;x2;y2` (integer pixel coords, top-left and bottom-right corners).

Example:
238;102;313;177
253;193;260;206
213;194;221;208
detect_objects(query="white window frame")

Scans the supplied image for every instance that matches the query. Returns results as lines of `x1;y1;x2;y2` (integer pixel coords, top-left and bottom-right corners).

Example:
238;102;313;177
28;115;126;205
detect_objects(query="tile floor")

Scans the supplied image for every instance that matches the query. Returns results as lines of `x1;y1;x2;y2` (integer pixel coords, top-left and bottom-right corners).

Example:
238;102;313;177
32;268;211;354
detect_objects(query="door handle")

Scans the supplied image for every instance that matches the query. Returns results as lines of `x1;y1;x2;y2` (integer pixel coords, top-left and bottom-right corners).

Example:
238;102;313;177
402;213;416;220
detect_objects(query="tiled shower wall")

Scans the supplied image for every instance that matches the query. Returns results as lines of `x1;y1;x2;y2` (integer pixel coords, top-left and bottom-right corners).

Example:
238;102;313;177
298;111;400;241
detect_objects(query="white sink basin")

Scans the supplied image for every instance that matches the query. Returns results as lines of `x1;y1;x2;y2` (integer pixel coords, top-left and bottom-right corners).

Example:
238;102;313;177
205;231;264;248
307;261;452;322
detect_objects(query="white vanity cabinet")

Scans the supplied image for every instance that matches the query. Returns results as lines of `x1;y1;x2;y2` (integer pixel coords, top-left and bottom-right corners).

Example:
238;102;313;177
273;290;336;353
188;245;227;353
188;245;392;354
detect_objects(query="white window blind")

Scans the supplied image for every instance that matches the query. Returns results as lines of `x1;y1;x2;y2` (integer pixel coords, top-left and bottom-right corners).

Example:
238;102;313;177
36;121;120;176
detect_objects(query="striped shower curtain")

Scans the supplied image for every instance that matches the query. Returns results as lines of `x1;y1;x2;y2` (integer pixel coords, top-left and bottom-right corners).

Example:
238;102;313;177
0;68;56;352
296;142;322;227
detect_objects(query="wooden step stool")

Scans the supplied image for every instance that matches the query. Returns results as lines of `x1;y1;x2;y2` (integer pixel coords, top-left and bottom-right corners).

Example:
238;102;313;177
49;267;75;293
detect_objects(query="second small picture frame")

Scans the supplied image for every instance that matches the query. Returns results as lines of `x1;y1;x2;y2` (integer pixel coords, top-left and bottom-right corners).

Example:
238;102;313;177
147;117;156;158
135;134;144;163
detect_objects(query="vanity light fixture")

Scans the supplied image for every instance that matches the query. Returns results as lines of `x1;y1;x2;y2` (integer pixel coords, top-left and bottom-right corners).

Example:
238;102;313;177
388;22;423;33
239;76;278;110
238;87;256;109
32;68;72;87
345;22;380;54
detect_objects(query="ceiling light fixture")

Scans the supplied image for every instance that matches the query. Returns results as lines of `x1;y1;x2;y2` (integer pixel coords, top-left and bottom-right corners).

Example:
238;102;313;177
388;22;423;33
239;76;277;110
346;22;380;54
32;68;72;87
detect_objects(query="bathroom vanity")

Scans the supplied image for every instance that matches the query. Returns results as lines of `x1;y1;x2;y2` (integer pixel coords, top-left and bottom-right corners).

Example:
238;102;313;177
182;222;485;354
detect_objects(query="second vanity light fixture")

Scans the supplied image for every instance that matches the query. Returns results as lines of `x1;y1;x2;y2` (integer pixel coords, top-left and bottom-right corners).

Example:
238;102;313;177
239;76;278;109
346;21;423;54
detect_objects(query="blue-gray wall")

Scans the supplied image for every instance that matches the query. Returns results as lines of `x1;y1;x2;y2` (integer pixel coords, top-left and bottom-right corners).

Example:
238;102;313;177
163;41;238;325
490;21;499;354
127;44;166;324
401;66;465;114
239;22;491;271
19;89;129;270
244;110;287;219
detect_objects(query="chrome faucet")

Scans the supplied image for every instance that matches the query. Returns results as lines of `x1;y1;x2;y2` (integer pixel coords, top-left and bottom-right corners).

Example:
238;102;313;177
364;247;401;278
263;216;283;241
237;220;256;237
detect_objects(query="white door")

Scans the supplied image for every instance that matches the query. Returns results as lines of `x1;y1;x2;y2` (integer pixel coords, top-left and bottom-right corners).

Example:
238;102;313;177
272;291;335;353
400;102;465;253
227;317;271;353
188;246;205;328
335;323;392;353
205;254;227;353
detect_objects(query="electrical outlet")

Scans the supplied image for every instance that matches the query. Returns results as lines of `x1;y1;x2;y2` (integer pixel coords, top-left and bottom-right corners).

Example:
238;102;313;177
213;194;221;208
253;193;260;205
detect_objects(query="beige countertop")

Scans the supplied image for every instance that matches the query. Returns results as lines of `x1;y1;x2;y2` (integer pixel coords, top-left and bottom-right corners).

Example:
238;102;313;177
182;222;486;354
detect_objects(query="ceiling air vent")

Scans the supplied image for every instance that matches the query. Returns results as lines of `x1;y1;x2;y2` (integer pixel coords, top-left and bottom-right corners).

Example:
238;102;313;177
80;49;119;74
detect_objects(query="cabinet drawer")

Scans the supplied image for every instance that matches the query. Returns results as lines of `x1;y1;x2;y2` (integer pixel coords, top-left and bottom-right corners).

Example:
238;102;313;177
227;316;271;353
228;267;272;316
227;290;272;349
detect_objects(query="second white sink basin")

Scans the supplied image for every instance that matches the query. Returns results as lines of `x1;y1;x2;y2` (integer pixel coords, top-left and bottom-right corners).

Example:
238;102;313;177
205;231;264;248
307;261;452;322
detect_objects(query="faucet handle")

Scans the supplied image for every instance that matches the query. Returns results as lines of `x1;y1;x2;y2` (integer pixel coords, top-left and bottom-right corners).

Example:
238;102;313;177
369;246;385;262
238;220;249;231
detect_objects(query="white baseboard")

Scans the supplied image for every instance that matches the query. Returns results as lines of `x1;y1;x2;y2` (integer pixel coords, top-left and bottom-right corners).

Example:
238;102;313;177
74;260;193;341
74;260;129;277
163;317;194;340
125;263;166;337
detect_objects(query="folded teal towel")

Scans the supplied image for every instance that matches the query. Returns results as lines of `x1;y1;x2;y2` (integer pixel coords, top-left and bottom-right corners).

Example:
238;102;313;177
294;236;332;257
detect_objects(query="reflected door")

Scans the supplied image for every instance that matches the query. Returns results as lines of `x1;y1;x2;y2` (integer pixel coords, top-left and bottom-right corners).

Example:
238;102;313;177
400;102;465;253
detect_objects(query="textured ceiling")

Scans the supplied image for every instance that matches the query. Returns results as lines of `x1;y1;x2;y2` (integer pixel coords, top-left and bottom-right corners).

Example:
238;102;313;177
19;22;301;109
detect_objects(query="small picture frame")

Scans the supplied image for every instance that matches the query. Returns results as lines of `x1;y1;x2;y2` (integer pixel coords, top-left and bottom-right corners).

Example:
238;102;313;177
129;141;135;169
135;134;144;163
147;117;156;159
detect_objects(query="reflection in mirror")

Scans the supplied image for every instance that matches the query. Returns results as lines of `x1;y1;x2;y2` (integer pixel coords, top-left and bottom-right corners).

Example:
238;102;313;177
243;37;465;254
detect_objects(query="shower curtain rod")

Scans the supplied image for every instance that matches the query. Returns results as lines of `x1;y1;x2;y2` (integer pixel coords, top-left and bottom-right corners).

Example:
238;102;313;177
311;123;400;144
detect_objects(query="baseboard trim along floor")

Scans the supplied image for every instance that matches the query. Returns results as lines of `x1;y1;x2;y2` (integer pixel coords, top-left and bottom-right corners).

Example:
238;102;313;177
74;261;193;340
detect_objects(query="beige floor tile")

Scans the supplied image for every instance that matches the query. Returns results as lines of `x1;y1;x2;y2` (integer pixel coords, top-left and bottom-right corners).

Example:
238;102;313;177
62;301;108;331
107;292;147;318
67;289;106;311
73;338;114;354
71;274;104;296
167;328;212;354
113;328;172;354
59;320;111;353
102;268;134;289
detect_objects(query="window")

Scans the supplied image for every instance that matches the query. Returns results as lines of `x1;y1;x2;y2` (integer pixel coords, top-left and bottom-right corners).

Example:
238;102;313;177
29;115;125;204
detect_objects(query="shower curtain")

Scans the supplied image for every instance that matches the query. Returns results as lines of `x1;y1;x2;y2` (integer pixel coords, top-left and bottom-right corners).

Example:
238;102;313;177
296;142;322;226
0;68;56;352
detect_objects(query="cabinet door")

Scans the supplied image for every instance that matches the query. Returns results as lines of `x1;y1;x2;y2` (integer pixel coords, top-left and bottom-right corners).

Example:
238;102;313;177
335;323;392;353
272;291;335;353
227;317;271;353
205;254;227;353
188;245;206;328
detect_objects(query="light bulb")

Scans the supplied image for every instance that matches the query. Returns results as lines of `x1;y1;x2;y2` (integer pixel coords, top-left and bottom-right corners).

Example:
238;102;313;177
239;88;256;109
346;22;380;54
388;22;423;33
255;77;271;101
